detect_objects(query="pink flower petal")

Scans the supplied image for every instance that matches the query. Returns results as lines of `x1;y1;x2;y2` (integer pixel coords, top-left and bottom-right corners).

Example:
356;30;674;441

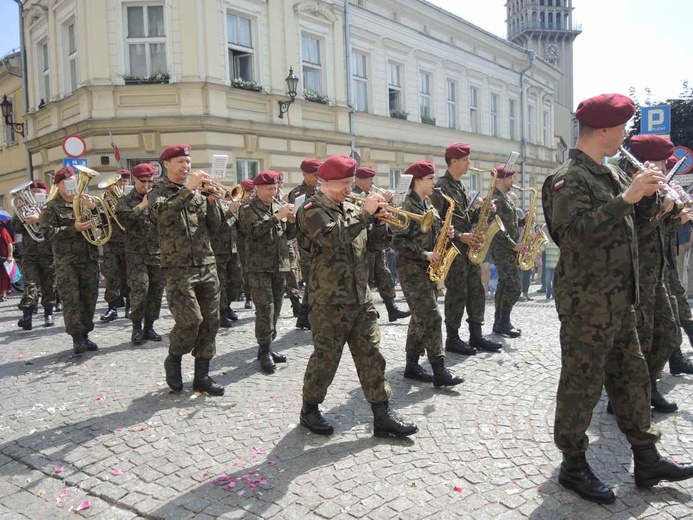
59;488;69;498
268;461;277;467
453;486;462;493
75;501;91;512
54;467;63;474
226;481;236;489
111;469;124;476
94;395;104;401
259;477;268;485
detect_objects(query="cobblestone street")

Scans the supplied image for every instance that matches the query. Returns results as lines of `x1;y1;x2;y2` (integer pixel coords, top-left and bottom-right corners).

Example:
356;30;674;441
1;289;692;519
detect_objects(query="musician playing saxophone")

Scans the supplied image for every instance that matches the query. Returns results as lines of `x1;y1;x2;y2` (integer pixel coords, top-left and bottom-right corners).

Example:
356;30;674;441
392;161;464;387
430;143;502;355
489;166;528;338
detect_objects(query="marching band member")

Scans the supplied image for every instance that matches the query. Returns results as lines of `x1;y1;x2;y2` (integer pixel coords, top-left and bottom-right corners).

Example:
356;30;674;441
211;188;242;329
236;178;256;311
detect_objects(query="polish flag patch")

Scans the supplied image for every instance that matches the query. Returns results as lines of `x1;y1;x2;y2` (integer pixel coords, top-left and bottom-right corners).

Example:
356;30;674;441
304;202;314;210
554;180;565;190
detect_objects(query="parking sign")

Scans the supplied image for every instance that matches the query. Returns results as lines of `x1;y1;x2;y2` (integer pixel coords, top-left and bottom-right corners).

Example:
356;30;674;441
640;105;671;135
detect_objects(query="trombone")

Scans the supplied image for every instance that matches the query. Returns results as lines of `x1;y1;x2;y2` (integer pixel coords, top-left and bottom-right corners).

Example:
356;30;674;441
345;193;434;232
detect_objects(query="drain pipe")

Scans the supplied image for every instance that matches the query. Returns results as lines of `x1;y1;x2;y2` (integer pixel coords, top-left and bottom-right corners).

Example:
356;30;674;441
519;49;535;209
12;0;33;180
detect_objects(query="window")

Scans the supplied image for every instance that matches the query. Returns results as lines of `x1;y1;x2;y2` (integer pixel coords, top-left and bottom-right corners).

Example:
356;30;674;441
227;13;254;81
447;80;457;129
38;41;50;102
388;62;402;112
389;169;402;190
63;22;78;94
490;94;499;137
469;86;479;133
469;173;479;193
528;103;535;142
125;4;166;78
543;110;550;144
2;98;17;147
352;52;368;112
301;34;323;94
509;99;517;140
419;72;431;121
236;159;259;182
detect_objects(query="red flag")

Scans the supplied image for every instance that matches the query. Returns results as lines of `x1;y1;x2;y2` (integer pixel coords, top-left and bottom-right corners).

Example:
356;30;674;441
109;130;121;166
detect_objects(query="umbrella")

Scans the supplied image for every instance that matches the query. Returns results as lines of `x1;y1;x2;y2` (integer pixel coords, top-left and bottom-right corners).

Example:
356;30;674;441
0;209;11;222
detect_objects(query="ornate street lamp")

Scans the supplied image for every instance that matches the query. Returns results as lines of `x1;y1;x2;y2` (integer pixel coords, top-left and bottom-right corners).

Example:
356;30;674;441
278;67;299;119
1;94;25;137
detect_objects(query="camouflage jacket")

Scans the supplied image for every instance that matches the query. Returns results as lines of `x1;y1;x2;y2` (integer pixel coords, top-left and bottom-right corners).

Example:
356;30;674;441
663;217;682;272
548;149;638;315
211;205;239;261
11;215;53;257
39;196;99;264
392;192;441;265
430;170;479;254
296;191;372;305
115;188;161;265
490;188;518;256
289;182;317;256
238;198;296;273
148;177;222;268
107;216;125;245
353;185;391;252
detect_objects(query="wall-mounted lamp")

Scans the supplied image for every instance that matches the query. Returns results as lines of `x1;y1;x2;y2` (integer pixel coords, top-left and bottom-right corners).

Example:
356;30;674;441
278;67;299;119
0;94;25;137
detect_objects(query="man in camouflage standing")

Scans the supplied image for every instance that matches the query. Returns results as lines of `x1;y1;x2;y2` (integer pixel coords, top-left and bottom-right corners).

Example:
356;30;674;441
236;178;255;310
211;190;241;328
297;155;417;438
115;163;165;346
149;145;224;396
545;93;693;504
489;166;527;338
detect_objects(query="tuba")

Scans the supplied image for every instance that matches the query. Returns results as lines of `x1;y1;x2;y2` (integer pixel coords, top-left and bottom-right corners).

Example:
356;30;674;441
344;194;434;231
511;185;547;271
73;165;113;246
98;175;126;231
467;167;505;265
428;191;460;283
10;181;45;242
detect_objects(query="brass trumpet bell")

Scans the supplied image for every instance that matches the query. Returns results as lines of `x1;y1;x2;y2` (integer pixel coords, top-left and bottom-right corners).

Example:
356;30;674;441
344;193;434;231
97;174;126;231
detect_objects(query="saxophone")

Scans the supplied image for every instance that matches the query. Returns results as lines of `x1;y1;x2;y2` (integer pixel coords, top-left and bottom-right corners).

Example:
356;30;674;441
428;191;460;283
467;167;505;265
512;185;548;271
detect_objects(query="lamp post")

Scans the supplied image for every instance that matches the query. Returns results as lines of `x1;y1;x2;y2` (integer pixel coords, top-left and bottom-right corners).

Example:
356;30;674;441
1;94;25;137
278;67;299;119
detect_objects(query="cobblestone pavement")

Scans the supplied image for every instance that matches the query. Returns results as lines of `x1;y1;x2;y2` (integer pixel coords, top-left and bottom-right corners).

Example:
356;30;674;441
1;287;693;519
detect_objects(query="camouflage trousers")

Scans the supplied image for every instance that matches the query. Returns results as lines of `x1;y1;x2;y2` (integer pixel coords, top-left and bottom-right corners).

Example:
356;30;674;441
667;265;693;327
247;272;286;347
55;261;99;338
298;252;311;310
238;243;250;299
102;243;129;305
443;253;485;329
285;240;301;301
303;301;393;405
397;258;443;362
164;264;219;359
127;260;165;323
637;280;679;378
492;250;521;314
554;308;661;455
367;250;396;301
217;254;243;312
18;254;56;310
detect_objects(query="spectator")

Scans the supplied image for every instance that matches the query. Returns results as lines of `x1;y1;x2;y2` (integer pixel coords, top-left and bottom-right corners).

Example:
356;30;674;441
543;238;559;300
677;223;693;296
0;223;14;301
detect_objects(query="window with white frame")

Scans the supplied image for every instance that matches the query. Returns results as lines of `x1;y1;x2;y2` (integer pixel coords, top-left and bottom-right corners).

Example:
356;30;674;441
469;173;479;193
543;110;550;144
490;93;499;136
63;21;78;94
419;71;432;121
38;41;50;102
388;62;403;113
447;80;457;129
509;99;517;140
389;168;402;190
528;103;535;142
352;52;368;112
227;12;254;82
469;86;479;133
236;159;259;183
125;4;166;78
301;34;323;94
2;98;16;147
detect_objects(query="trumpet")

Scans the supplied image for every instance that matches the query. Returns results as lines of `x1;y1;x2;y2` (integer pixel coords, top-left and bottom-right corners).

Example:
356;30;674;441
200;180;245;201
345;193;434;231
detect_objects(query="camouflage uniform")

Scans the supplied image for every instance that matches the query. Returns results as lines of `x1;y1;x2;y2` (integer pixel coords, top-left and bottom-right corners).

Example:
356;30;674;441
490;188;521;314
12;215;55;311
149;178;223;359
238;198;297;347
39;197;100;338
297;191;392;405
236;221;250;301
546;149;660;455
115;188;164;324
288;182;317;318
392;192;444;362
102;222;129;308
211;206;243;317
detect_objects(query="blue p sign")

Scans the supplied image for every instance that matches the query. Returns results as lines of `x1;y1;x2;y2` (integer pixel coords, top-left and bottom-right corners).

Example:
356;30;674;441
641;105;671;135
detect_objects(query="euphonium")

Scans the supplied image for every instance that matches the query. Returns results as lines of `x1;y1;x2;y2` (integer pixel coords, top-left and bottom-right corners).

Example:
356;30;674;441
467;167;505;265
511;184;547;271
428;191;460;283
98;174;126;231
344;193;434;231
73;165;113;246
10;181;45;242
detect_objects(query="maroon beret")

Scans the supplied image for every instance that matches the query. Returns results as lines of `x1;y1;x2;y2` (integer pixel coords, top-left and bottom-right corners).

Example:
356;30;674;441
445;143;471;160
117;169;132;179
273;171;284;181
253;171;280;186
355;167;377;179
240;179;255;192
575;93;635;128
160;144;191;162
405;161;436;179
301;158;323;174
54;167;75;185
30;180;48;191
132;163;157;179
495;166;516;179
318;156;357;180
630;134;674;162
667;155;679;171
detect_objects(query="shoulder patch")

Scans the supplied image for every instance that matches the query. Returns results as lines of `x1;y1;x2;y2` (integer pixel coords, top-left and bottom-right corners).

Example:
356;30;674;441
242;204;250;209
304;202;314;210
554;180;565;190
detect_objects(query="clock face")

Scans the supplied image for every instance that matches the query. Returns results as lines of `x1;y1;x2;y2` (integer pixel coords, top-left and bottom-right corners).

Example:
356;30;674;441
546;44;559;63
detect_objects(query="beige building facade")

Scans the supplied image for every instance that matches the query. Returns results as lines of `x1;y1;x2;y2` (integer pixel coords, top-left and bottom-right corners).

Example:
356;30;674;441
0;51;27;210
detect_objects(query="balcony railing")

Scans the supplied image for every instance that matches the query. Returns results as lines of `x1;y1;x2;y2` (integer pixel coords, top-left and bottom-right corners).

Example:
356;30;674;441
508;21;582;38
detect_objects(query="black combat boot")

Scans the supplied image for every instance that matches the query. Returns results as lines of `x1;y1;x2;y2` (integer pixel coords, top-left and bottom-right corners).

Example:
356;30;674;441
270;350;287;363
445;326;477;355
469;323;503;352
558;452;615;504
219;309;233;328
100;305;118;322
384;298;411;322
17;308;33;331
164;354;184;392
632;444;693;488
124;297;131;319
44;305;54;327
296;305;311;330
300;401;334;435
144;320;162;341
371;402;418;438
606;399;614;415
192;358;225;396
290;296;301;318
83;333;98;351
669;346;693;375
244;294;253;309
72;334;86;356
131;320;144;346
497;311;521;338
257;345;276;373
227;307;239;322
431;358;464;388
403;353;433;382
492;308;501;334
651;380;677;413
